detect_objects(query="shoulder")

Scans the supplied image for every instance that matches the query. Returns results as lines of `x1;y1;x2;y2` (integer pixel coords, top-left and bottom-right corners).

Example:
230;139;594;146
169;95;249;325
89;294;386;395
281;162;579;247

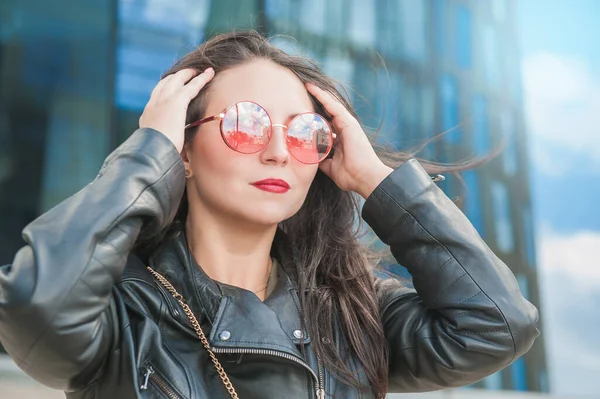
114;253;163;320
119;252;156;285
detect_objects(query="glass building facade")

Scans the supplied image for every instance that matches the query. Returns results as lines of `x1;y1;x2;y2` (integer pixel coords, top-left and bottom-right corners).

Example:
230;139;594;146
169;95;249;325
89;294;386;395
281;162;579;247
0;0;547;394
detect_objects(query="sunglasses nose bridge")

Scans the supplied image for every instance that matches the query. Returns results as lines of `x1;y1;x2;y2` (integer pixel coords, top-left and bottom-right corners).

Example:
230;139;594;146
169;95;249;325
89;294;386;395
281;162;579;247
271;123;288;131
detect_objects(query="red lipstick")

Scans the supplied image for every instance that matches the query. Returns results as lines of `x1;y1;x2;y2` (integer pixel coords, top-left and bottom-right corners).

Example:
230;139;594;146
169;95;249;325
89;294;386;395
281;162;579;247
251;178;290;194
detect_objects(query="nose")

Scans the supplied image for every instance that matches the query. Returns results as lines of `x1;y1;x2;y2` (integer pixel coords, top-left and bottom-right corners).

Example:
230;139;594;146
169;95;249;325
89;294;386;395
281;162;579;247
260;124;289;165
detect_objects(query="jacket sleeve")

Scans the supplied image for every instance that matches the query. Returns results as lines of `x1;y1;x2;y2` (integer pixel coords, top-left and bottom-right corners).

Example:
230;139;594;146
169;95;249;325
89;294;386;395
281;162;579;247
362;159;539;393
0;128;185;391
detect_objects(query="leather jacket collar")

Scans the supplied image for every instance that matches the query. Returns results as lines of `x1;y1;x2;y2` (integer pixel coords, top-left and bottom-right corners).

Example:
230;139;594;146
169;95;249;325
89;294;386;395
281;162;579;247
148;227;311;356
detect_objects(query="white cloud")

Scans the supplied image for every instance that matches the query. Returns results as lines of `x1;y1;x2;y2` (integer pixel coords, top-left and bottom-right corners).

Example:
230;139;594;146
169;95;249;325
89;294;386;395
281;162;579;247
521;53;600;176
536;225;600;397
537;223;600;285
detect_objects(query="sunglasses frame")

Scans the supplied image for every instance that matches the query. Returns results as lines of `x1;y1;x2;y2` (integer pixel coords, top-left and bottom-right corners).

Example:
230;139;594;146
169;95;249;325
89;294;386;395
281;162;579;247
184;101;336;164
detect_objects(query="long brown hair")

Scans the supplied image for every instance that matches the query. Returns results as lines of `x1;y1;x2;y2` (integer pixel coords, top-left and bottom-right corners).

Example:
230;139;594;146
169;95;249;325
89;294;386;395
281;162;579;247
136;30;496;398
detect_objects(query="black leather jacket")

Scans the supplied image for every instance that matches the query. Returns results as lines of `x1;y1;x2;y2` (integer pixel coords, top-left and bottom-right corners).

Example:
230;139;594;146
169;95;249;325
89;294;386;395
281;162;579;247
0;128;539;398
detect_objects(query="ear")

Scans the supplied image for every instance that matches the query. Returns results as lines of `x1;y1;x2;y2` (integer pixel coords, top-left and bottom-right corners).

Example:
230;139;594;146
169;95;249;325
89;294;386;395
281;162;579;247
181;145;193;178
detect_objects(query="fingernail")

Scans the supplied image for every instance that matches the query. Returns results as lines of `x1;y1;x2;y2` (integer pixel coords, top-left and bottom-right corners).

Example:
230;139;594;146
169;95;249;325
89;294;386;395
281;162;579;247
204;67;214;73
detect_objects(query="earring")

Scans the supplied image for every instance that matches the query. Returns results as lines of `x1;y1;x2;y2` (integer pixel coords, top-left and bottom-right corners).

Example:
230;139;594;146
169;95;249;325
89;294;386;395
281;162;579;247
185;169;191;178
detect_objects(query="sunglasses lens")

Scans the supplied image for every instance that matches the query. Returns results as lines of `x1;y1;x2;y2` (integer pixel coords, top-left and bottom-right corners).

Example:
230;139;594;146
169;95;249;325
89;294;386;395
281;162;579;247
287;113;333;163
222;102;270;153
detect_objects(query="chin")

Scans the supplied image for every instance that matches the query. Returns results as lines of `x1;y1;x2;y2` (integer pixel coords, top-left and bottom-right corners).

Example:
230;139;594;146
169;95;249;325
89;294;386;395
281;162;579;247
238;204;300;227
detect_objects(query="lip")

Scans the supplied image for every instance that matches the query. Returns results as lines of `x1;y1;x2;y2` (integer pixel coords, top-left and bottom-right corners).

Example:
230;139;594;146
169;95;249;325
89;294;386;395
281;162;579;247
251;178;291;193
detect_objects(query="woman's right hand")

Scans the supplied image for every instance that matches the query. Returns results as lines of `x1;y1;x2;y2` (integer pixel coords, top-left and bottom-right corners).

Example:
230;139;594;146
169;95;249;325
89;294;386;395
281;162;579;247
139;67;215;153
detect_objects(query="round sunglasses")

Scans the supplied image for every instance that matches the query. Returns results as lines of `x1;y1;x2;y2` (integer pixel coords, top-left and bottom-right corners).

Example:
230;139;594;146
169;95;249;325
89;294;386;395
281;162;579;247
184;101;336;164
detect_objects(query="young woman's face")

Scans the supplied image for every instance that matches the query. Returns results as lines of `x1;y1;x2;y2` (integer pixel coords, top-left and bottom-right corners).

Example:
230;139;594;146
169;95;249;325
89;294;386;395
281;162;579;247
184;59;319;226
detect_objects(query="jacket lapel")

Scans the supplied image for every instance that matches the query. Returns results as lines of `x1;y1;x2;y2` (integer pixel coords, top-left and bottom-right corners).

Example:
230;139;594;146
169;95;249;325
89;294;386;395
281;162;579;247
149;227;310;358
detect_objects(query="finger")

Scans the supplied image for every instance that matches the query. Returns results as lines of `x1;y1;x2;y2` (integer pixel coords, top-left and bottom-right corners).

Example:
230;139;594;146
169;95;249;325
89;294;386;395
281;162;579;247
171;68;202;86
161;68;201;97
182;68;215;100
306;83;354;130
149;74;174;103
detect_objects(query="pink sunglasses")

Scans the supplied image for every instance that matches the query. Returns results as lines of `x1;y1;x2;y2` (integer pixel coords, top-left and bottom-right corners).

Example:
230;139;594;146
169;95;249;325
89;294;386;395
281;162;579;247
185;101;336;164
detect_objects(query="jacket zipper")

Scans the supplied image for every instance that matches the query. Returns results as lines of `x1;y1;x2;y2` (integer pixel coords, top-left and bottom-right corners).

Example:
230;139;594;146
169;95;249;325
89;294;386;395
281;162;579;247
211;347;325;398
140;365;182;399
316;355;325;399
155;284;326;397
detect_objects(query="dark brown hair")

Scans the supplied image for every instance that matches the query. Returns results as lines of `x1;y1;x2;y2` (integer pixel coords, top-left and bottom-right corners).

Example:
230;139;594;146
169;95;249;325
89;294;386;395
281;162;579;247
136;30;495;398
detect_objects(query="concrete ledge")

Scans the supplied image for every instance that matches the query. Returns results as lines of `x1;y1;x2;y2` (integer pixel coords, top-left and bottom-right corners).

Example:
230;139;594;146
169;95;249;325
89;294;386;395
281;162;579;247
0;356;63;399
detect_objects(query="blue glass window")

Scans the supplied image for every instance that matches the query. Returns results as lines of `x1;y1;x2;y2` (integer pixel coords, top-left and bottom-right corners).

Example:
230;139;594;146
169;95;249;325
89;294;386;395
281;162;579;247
522;207;537;268
516;274;530;300
539;369;550;392
482;26;500;86
500;111;518;175
265;0;290;20
376;0;400;56
463;170;484;236
483;371;503;390
491;181;514;253
352;61;379;128
433;0;447;57
455;5;472;69
115;0;209;110
440;74;462;144
511;357;528;391
300;0;326;34
324;55;355;87
400;0;427;61
353;64;402;148
349;0;376;46
472;94;490;155
324;0;348;38
375;70;403;148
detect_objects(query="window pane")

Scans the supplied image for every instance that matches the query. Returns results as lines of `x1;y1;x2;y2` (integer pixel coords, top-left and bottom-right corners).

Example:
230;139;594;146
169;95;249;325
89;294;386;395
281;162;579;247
324;55;355;87
500;110;518;175
440;74;462;143
483;371;503;390
325;0;348;38
349;0;376;46
420;86;435;157
300;0;326;34
482;26;500;86
463;170;484;236
115;0;209;110
455;5;472;69
491;181;515;252
539;369;550;393
511;357;529;391
376;71;403;148
516;274;530;300
472;94;490;155
433;0;448;57
376;0;400;56
522;207;537;267
400;0;427;61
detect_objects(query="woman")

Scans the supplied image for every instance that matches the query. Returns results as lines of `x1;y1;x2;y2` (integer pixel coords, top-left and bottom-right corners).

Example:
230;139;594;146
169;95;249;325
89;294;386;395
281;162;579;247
0;31;539;399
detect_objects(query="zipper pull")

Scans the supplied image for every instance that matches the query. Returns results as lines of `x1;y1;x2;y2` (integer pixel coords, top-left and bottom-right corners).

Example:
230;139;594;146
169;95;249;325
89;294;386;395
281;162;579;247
140;366;154;390
316;388;325;399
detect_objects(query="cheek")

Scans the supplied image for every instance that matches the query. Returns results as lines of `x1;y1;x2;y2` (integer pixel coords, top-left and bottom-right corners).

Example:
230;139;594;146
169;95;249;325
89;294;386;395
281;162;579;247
294;164;319;195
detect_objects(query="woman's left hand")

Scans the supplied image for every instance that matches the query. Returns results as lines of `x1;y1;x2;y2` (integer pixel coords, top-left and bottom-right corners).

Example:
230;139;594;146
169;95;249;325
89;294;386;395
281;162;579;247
306;83;393;199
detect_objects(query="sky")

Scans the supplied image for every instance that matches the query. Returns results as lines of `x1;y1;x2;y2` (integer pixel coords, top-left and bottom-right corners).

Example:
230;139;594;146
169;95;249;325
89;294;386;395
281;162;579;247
517;0;600;396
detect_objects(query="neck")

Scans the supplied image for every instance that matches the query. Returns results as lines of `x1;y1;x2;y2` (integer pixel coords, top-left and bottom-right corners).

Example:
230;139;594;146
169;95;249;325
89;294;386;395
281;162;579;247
185;204;277;296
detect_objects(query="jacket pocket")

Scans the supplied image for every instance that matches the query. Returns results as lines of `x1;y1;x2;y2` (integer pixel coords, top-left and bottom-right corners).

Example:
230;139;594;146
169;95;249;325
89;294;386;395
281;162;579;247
140;364;184;399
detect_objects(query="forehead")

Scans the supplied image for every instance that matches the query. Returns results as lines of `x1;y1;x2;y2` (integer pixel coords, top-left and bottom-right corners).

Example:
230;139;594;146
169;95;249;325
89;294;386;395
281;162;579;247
205;59;314;119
